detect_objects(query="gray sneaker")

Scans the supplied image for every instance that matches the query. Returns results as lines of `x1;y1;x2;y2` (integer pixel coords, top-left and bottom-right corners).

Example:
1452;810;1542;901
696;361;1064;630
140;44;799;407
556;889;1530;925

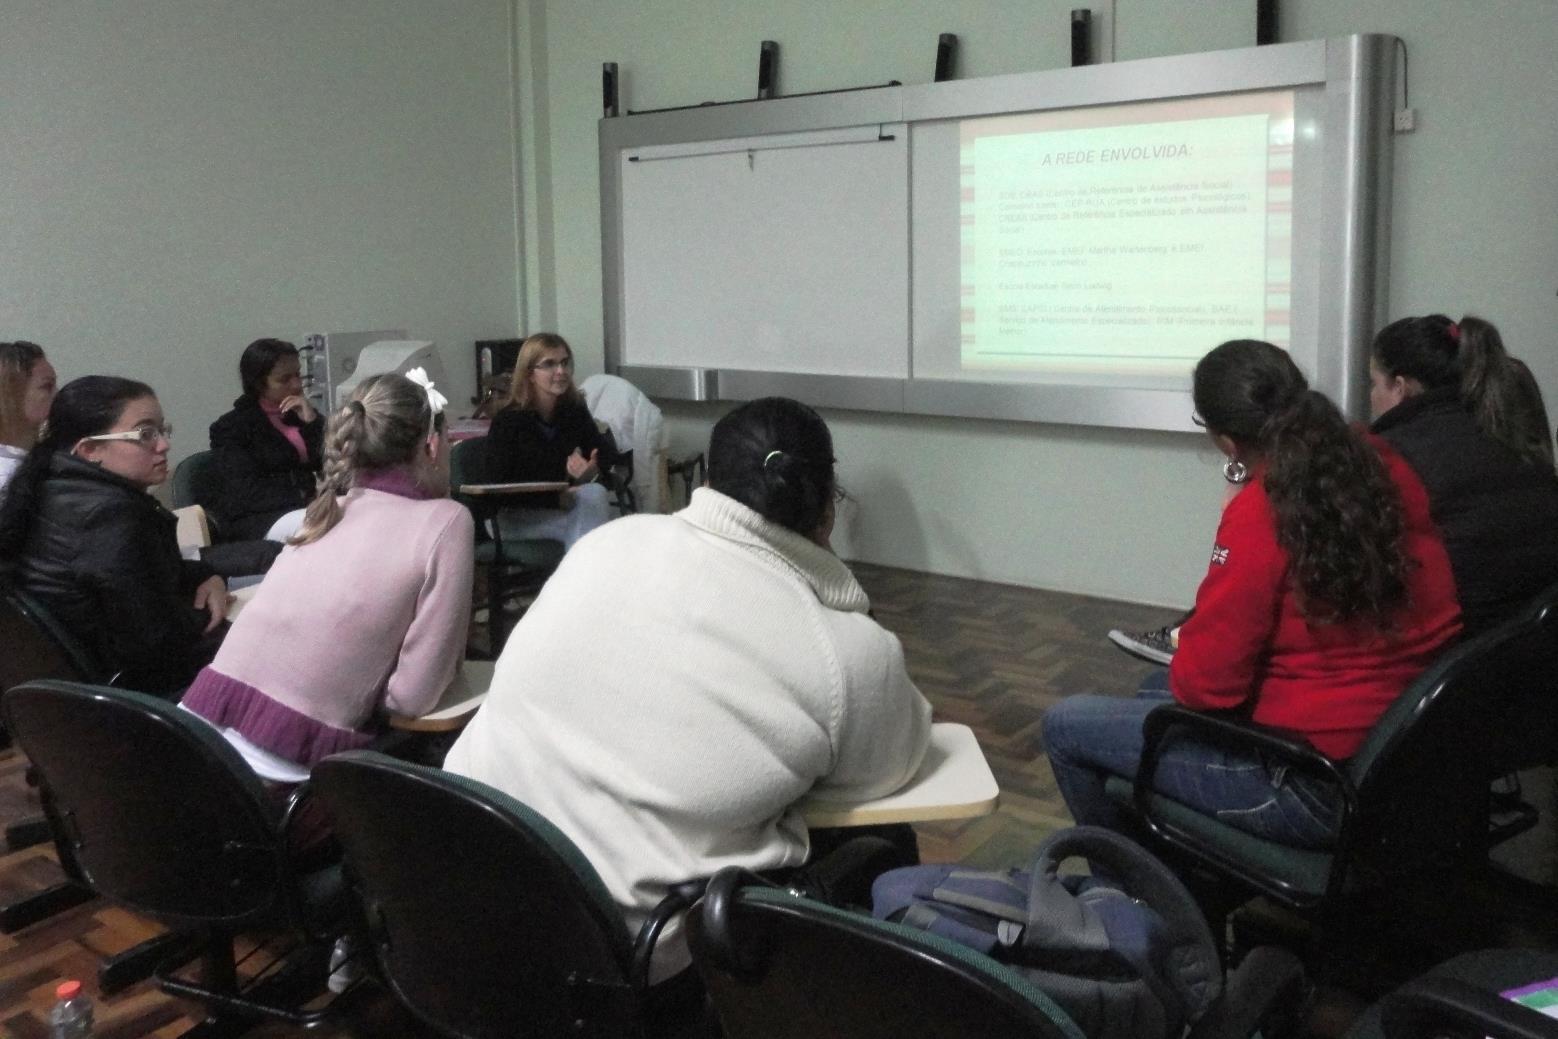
1107;625;1176;666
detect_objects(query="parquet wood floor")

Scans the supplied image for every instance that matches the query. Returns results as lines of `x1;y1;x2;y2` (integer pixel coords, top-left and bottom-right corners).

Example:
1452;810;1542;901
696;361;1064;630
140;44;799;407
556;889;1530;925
0;563;1176;1036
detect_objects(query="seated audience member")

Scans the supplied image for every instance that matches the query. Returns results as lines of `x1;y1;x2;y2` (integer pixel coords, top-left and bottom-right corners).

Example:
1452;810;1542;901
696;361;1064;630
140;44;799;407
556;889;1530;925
182;371;472;781
1370;314;1558;633
0;376;228;695
1045;341;1460;847
445;396;932;973
208;338;324;541
483;332;617;549
0;341;57;501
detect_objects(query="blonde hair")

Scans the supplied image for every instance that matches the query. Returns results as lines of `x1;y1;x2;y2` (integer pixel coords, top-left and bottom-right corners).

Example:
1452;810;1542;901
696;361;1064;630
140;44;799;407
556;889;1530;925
506;333;582;413
290;373;442;546
0;341;46;447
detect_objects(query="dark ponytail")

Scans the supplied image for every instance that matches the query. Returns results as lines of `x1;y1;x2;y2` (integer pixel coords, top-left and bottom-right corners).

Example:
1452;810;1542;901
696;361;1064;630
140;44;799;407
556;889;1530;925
1456;316;1554;469
0;375;156;561
1373;314;1553;469
708;397;836;536
1195;341;1408;626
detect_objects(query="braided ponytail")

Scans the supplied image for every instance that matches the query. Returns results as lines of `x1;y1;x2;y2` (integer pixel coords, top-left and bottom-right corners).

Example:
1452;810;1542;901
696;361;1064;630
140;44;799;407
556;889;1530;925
289;375;437;546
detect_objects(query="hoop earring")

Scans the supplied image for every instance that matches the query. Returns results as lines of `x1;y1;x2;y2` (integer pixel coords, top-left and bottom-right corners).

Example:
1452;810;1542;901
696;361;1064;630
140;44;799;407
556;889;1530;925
1222;459;1250;485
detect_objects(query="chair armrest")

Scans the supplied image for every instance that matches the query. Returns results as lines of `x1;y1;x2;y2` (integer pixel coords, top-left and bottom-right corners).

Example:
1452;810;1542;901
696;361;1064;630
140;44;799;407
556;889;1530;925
1135;705;1358;821
630;877;713;991
1132;704;1361;905
1382;976;1558;1039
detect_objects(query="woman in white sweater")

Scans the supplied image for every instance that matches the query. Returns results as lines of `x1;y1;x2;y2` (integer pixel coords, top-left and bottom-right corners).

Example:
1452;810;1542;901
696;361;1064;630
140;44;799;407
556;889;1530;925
445;396;932;973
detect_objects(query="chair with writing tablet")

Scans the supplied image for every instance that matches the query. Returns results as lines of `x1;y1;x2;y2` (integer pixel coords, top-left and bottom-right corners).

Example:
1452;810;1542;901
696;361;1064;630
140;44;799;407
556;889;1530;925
310;751;712;1038
448;437;565;652
1108;610;1558;977
2;680;349;1019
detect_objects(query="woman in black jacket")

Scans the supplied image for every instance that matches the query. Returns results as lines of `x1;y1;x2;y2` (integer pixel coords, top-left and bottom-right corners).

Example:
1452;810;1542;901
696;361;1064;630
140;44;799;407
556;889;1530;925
208;338;324;540
1369;314;1558;633
0;376;229;696
485;333;617;549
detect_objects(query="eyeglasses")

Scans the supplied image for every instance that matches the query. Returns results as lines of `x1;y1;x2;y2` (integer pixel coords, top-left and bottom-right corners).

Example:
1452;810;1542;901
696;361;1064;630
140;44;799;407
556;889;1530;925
532;357;574;372
1190;414;1207;428
84;424;173;447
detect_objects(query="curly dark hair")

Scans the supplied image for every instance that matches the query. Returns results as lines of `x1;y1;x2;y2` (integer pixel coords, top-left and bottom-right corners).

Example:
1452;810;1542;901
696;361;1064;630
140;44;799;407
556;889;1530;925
1195;340;1409;626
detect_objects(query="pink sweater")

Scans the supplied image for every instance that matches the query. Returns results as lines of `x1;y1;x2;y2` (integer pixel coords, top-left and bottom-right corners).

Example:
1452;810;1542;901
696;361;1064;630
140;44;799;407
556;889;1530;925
183;472;473;765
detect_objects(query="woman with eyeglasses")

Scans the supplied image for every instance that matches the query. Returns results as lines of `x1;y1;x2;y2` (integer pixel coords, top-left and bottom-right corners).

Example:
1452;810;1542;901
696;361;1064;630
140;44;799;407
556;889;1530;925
1043;340;1461;848
208;338;325;542
483;332;617;549
447;396;932;984
0;376;228;696
0;341;57;502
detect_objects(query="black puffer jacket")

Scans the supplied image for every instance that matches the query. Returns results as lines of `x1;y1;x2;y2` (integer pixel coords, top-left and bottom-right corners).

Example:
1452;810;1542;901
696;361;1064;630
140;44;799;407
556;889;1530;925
208;396;324;540
1372;387;1558;634
9;453;221;696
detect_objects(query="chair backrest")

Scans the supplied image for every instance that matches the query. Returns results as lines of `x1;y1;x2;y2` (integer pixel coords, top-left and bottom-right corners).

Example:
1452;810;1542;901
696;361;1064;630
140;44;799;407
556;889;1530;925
1346;614;1557;868
171;450;222;510
449;436;495;490
1;680;284;928
688;869;1085;1039
310;752;639;1039
0;586;102;688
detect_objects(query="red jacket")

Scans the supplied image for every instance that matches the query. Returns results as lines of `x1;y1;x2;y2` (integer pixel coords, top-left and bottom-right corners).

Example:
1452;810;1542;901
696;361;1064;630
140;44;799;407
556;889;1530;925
1170;437;1462;759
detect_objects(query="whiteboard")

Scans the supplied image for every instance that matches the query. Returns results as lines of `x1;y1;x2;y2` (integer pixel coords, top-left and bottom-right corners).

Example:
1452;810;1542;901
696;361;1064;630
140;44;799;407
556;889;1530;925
619;126;909;378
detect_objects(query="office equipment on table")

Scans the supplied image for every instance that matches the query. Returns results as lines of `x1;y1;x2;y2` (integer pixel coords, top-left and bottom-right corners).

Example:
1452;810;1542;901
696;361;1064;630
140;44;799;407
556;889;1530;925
332;340;448;409
297;329;408;412
797;722;998;828
601;35;1398;431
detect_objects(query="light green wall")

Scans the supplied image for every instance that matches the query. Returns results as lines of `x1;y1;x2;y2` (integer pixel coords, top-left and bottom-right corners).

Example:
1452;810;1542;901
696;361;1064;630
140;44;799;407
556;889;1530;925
1;0;521;456
522;0;1558;605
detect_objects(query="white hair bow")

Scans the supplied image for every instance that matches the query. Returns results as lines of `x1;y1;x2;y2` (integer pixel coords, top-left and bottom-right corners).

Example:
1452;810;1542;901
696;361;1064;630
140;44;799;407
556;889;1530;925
404;367;448;415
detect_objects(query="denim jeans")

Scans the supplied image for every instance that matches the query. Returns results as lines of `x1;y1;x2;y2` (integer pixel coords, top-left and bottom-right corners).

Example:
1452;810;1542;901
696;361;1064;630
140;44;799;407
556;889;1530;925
493;482;614;550
1041;671;1339;848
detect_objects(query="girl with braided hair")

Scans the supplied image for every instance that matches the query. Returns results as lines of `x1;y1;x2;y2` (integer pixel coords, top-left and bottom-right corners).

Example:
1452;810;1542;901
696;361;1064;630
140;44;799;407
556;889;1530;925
181;371;474;782
1044;340;1461;847
1369;314;1558;633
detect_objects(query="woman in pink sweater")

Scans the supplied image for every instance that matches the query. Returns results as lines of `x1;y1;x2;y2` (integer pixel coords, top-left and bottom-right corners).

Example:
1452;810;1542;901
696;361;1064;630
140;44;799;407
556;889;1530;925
182;370;473;782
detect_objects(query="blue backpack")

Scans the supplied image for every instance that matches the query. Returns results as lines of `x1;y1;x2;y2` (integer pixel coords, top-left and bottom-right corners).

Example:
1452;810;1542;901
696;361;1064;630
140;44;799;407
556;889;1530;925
872;826;1223;1039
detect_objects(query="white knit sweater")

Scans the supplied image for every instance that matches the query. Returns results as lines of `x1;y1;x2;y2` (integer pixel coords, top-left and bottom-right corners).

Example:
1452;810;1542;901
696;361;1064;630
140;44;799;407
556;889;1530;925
445;488;932;931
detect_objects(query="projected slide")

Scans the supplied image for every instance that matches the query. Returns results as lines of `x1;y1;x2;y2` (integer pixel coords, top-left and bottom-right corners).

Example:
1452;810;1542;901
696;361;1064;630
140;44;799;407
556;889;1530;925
960;91;1294;376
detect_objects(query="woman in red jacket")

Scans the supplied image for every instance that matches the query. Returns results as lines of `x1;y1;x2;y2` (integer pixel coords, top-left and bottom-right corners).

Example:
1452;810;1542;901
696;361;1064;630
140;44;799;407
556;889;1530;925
1043;340;1461;847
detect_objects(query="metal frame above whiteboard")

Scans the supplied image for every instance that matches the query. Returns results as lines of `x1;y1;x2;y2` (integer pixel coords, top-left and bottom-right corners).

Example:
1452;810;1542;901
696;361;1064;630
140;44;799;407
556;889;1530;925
599;35;1395;432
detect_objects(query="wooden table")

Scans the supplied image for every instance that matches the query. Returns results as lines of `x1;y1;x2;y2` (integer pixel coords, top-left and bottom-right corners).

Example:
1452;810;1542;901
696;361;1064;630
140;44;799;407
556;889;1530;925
797;722;1000;827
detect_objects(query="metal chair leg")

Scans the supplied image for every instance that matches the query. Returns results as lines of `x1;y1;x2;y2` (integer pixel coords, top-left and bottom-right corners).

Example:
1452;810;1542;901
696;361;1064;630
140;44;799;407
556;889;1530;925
5;814;53;851
100;930;199;995
0;880;95;933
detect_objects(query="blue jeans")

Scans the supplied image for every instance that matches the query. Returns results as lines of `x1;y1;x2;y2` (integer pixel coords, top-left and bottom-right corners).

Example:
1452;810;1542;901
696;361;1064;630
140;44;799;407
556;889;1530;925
1041;671;1339;848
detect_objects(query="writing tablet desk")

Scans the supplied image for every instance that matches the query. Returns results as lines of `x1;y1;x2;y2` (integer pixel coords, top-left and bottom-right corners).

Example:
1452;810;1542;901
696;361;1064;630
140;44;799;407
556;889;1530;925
458;480;569;497
388;659;492;732
798;723;999;828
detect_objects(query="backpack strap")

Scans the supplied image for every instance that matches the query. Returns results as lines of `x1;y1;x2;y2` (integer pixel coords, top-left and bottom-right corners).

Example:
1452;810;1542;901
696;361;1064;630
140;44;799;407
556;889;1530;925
1028;826;1223;1019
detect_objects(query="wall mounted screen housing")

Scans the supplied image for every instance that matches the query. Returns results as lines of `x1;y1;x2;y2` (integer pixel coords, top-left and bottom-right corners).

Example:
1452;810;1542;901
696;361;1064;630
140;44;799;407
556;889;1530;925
600;35;1396;431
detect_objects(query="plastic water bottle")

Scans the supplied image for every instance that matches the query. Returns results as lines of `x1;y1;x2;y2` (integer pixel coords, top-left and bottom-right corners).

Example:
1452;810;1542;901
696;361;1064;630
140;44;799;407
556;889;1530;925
49;980;93;1038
